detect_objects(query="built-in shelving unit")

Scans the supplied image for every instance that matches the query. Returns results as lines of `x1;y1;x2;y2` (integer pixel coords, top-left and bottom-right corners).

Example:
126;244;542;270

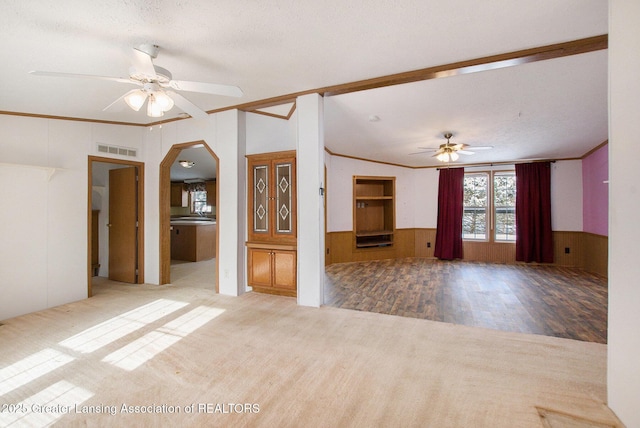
247;151;297;297
353;176;395;249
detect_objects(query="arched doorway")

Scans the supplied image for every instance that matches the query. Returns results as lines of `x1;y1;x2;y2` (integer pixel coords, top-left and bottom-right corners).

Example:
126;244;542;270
159;141;219;290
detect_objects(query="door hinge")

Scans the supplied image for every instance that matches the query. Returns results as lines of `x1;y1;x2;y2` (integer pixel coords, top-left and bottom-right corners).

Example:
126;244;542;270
135;269;139;276
136;221;139;228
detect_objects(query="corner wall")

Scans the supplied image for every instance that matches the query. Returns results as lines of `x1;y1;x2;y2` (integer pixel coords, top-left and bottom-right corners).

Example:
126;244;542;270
608;1;640;426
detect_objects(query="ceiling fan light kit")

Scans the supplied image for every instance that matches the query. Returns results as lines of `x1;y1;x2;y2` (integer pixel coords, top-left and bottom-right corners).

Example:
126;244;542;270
30;43;243;119
437;150;459;162
124;90;147;111
410;132;493;163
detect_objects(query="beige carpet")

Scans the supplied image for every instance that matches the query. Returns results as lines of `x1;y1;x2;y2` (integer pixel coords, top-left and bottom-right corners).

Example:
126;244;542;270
0;280;621;427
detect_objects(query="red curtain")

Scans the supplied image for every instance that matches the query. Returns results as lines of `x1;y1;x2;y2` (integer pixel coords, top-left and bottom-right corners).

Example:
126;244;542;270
434;167;464;260
515;162;554;263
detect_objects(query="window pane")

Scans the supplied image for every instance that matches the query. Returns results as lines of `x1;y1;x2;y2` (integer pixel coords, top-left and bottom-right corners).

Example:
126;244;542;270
253;165;268;232
192;191;210;213
275;163;292;233
494;174;516;241
463;174;487;240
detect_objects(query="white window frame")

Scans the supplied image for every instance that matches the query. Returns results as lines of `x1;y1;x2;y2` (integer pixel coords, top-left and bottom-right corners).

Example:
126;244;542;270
463;170;516;243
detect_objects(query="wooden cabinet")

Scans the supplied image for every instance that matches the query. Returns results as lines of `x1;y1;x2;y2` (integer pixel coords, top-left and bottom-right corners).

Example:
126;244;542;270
353;176;395;248
247;151;297;296
247;151;296;244
247;245;296;295
205;180;216;209
170;182;188;207
171;223;216;261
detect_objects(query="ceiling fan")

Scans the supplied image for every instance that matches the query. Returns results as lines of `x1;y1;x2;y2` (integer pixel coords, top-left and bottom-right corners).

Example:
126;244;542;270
411;132;493;162
29;43;243;120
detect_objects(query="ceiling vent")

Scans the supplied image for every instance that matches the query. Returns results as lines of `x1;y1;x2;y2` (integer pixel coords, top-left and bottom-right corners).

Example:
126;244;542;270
97;144;137;158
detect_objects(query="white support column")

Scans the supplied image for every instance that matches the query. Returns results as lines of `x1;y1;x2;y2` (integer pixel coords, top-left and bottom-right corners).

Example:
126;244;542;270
296;93;325;307
216;109;246;296
608;1;640;427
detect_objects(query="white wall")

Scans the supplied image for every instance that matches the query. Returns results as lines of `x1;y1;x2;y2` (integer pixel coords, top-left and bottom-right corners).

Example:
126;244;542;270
0;115;143;321
551;160;583;231
246;112;296;154
0;109;249;320
413;168;440;228
326;155;582;233
608;1;640;426
326;155;416;232
147;111;245;295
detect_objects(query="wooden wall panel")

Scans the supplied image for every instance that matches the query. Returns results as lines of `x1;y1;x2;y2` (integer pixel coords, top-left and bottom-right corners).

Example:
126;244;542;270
462;241;516;263
327;228;608;278
414;228;437;258
553;231;585;268
583;232;608;277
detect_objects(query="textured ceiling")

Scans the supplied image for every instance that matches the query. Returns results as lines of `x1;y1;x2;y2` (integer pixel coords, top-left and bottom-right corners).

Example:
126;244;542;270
0;1;608;167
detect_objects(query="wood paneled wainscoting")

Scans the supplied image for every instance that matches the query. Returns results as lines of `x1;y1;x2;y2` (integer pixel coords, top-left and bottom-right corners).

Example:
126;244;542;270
553;231;608;277
326;228;608;277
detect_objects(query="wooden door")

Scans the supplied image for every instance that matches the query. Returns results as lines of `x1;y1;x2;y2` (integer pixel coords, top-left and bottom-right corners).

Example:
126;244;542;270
109;167;138;283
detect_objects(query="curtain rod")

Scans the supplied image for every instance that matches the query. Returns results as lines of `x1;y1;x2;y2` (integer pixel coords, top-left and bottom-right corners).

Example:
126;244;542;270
436;160;556;170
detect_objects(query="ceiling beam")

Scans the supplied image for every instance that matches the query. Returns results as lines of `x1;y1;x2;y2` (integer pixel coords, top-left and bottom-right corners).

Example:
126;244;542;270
320;34;607;97
237;34;607;113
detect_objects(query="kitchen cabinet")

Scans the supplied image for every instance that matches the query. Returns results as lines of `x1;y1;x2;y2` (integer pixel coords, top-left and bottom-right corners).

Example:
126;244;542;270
170;222;216;261
205;180;216;208
170;182;188;207
246;151;297;296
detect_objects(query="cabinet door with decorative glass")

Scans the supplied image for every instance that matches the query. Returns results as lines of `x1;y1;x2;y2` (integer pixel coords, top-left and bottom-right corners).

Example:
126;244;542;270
247;151;296;244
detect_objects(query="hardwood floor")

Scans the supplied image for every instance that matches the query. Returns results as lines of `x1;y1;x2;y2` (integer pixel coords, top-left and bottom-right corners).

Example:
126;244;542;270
324;258;608;343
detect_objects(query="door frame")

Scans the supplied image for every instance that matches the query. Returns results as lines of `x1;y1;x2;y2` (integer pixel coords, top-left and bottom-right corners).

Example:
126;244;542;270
159;140;219;291
87;156;145;297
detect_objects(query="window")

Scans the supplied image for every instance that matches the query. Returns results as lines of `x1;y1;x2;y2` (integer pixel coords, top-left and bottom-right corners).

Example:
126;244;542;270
191;191;211;214
493;173;516;241
463;171;516;242
463;174;487;240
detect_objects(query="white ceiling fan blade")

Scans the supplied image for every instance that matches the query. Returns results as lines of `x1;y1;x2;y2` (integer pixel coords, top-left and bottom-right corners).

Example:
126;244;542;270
468;146;494;150
457;150;475;155
408;151;432;155
29;70;134;85
132;48;158;78
166;91;208;120
168;80;243;97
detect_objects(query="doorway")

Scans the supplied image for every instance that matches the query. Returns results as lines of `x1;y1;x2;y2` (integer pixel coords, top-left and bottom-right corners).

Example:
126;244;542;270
159;141;219;290
87;156;145;297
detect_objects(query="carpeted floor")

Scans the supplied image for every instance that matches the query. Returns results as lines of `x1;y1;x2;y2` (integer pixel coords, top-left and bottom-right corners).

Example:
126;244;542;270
0;280;621;427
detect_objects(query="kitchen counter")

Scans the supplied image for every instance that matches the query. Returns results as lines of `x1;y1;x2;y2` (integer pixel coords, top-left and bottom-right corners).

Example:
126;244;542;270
170;221;216;262
170;220;217;226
